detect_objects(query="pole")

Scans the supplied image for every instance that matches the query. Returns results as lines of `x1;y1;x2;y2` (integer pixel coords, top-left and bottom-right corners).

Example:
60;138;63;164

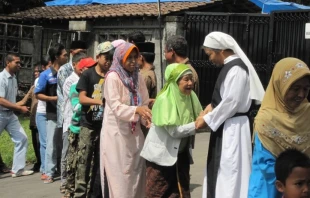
157;0;164;88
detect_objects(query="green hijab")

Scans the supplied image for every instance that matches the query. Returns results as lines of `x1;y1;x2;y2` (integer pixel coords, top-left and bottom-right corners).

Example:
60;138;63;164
152;63;202;126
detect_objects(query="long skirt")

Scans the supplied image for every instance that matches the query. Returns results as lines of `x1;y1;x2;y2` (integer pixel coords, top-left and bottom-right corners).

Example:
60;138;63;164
146;151;191;198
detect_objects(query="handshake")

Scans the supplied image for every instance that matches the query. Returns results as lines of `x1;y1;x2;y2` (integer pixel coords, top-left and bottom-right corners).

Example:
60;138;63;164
195;104;213;130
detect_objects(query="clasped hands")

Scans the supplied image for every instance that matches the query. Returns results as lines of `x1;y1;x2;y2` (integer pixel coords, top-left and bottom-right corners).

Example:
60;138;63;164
195;104;213;130
136;106;152;128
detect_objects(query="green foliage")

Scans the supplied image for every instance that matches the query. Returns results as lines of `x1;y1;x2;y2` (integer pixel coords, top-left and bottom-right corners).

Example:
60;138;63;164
0;116;35;166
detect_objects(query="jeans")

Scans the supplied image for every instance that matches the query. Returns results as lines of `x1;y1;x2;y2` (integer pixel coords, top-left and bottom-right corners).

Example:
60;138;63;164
61;131;69;184
0;111;28;173
35;113;47;173
45;120;62;177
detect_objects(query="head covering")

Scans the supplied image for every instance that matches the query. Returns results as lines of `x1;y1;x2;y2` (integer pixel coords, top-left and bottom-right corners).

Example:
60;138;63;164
135;42;155;53
96;41;114;56
107;42;140;133
70;40;87;50
203;31;265;102
152;63;202;126
111;39;126;48
255;57;310;157
78;57;96;70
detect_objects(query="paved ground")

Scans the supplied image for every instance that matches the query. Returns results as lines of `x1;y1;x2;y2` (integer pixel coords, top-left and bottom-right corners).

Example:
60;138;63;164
0;132;210;198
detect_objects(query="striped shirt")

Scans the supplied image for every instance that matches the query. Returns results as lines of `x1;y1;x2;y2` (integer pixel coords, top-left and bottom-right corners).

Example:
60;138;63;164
57;61;73;127
62;72;79;133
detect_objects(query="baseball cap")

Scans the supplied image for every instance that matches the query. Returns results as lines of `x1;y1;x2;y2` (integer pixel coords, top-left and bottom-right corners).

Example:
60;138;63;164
96;41;114;56
78;57;97;70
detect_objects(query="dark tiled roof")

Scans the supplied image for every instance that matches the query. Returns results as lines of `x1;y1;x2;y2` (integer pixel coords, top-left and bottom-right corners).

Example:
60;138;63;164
0;2;213;20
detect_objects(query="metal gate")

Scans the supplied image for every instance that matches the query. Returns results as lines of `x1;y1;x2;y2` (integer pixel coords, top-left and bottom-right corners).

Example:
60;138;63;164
184;10;310;107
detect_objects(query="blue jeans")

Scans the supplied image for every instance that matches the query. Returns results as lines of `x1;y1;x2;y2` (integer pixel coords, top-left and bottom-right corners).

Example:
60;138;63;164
0;111;28;173
36;113;47;173
45;120;62;177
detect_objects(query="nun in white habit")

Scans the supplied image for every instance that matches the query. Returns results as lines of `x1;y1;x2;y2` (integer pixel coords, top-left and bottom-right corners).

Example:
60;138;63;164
195;32;265;198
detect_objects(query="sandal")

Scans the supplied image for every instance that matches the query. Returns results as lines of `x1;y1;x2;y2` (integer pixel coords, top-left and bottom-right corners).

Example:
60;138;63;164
43;176;54;184
62;192;72;198
0;166;11;173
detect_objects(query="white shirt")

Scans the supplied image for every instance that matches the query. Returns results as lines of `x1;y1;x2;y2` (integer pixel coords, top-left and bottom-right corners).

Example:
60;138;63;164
35;78;46;114
62;72;79;133
203;55;251;131
140;122;196;166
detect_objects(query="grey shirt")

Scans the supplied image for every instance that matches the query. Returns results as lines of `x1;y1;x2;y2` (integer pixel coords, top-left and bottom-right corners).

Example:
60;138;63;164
0;69;18;111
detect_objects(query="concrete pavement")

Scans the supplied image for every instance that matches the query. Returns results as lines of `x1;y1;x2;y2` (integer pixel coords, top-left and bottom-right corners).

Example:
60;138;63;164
0;132;210;198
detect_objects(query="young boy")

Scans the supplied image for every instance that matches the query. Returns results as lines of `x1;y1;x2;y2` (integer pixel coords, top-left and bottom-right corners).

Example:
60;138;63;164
275;148;310;198
75;41;114;198
63;57;96;198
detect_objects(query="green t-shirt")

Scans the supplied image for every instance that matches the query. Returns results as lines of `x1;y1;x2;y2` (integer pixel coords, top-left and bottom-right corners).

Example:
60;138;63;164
69;83;81;134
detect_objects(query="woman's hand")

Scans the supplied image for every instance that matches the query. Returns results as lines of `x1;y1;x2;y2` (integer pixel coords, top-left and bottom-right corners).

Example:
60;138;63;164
145;119;152;128
195;115;207;129
148;99;155;109
203;104;213;115
136;106;152;121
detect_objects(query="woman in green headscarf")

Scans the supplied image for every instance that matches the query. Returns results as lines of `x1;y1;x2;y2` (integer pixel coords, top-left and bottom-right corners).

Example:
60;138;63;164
140;63;202;198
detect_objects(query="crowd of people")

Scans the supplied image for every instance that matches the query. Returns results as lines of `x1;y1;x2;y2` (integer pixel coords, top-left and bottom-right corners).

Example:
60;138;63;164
0;30;310;198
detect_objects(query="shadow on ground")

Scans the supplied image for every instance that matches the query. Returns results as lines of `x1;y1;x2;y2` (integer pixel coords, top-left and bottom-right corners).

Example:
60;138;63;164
190;183;202;192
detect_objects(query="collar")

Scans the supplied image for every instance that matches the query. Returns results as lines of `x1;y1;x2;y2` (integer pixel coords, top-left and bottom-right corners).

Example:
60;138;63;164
224;54;239;64
69;61;73;70
71;71;79;80
3;68;15;78
180;57;190;64
50;66;58;76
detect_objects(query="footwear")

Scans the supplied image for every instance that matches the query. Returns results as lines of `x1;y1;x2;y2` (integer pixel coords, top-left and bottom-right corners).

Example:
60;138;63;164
31;163;41;172
62;193;72;198
41;173;48;180
12;170;34;178
43;176;54;184
0;166;11;173
60;184;66;194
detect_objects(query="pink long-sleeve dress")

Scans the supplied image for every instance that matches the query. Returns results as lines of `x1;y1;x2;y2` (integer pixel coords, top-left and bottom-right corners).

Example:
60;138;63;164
100;72;149;198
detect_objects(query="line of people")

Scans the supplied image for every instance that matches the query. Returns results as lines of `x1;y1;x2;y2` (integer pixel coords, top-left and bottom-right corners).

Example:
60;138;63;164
0;30;310;198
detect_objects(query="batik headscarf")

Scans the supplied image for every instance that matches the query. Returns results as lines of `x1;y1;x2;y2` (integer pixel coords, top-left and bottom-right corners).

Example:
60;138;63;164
152;63;202;126
255;57;310;157
107;42;141;133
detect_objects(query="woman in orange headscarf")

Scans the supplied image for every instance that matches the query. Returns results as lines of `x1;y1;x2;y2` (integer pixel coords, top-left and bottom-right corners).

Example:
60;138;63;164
100;42;151;198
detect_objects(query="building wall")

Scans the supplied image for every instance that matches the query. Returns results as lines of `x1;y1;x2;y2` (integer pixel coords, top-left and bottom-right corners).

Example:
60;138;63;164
69;16;184;91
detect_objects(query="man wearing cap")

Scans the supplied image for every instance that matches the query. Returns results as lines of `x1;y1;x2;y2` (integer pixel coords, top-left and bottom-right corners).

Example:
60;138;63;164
136;42;157;99
195;32;265;198
57;40;87;192
74;41;114;198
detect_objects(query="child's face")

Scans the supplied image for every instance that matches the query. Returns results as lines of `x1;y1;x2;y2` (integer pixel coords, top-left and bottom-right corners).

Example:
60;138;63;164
276;167;310;198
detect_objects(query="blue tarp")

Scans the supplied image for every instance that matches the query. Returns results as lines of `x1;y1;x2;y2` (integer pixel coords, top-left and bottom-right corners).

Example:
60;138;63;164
45;0;208;6
250;0;310;14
